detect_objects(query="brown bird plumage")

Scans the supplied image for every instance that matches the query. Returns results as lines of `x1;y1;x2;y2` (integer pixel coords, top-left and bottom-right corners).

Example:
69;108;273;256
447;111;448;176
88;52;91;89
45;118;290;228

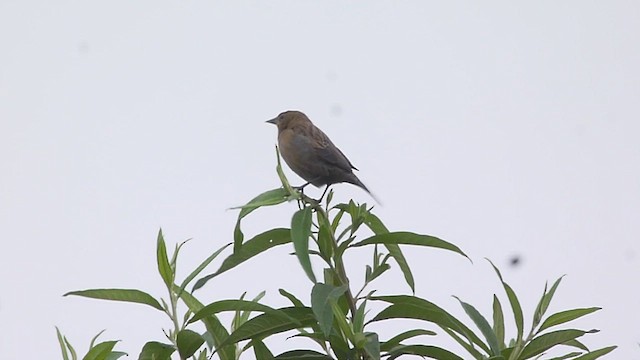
267;110;376;201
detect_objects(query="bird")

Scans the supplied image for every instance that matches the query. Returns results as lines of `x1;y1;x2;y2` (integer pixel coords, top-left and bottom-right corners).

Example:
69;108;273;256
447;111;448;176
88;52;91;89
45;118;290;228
266;110;377;203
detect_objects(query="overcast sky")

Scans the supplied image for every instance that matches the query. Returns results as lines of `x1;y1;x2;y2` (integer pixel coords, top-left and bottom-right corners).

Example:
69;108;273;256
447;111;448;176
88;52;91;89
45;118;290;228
1;1;639;359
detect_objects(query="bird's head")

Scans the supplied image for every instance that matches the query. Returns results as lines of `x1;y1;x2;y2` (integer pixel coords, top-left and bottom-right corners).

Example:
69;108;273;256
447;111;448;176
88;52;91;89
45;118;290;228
266;110;311;131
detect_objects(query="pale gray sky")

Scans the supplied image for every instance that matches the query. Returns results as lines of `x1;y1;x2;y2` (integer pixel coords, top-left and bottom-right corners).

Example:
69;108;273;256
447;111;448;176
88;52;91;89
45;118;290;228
1;1;638;359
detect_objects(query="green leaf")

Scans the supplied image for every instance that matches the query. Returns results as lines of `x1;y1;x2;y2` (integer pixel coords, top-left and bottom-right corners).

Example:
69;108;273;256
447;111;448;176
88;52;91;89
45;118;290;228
64;289;163;311
316;211;334;261
311;283;348;337
532;276;564;329
363;213;415;293
104;352;127;360
275;146;298;196
353;299;367;333
233;188;290;251
83;341;118;360
252;339;275;360
137;341;175;360
273;350;334;359
177;329;204;359
193;228;291;291
232;188;291;214
442;327;486;359
540;277;564;319
66;337;79;360
487;260;523;342
89;330;106;349
492;295;505;349
380;329;436;352
330;207;345;233
56;327;70;360
386;345;464;360
366;263;391;283
454;296;500;356
156;229;174;289
328;334;352;359
504;283;523;342
363;332;380;360
189;300;281;324
548;352;584;360
520;329;596;358
572;346;617;360
219;307;316;348
177;289;235;360
538;308;601;333
369;295;490;354
279;288;305;307
178;243;231;296
351;231;468;260
564;339;589;351
291;207;316;283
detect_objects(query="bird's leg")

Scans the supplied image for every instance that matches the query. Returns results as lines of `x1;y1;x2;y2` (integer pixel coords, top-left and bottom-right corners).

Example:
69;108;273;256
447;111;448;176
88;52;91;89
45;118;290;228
319;185;331;203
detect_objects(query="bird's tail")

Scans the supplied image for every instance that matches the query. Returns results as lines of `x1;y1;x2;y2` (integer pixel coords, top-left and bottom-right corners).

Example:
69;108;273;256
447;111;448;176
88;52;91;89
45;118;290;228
351;176;382;205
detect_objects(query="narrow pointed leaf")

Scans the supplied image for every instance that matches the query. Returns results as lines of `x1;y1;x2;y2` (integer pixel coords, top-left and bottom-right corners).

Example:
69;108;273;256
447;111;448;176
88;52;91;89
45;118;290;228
89;330;106;349
487;260;523;341
572;346;617;360
219;307;316;348
156;229;173;288
540;276;564;318
369;295;489;353
563;339;589;351
56;327;70;360
353;300;367;333
548;352;584;360
64;289;162;311
363;213;415;293
233;188;290;251
387;345;464;360
492;295;505;349
279;288;305;307
380;329;436;352
177;289;235;360
274;350;334;359
316;212;334;261
232;188;290;214
538;308;600;333
66;337;78;360
532;281;549;328
252;339;275;360
194;228;290;291
178;243;231;295
291;207;316;283
442;327;485;359
454;296;500;356
189;300;284;324
521;329;594;359
351;232;468;260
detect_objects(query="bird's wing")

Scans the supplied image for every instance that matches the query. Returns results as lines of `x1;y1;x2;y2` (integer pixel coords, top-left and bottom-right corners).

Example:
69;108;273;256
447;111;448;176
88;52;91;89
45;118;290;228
312;127;358;172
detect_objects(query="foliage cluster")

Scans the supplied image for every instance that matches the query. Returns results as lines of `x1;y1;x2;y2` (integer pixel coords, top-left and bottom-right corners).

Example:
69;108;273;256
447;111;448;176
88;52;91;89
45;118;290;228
59;149;615;360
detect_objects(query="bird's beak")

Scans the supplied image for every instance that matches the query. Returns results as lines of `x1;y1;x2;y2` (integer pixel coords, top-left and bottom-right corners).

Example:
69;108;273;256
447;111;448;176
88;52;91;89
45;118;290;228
266;117;278;125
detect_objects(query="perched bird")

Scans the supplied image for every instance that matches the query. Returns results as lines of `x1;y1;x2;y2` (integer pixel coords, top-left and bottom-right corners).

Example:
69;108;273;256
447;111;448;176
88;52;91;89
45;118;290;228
267;110;377;202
